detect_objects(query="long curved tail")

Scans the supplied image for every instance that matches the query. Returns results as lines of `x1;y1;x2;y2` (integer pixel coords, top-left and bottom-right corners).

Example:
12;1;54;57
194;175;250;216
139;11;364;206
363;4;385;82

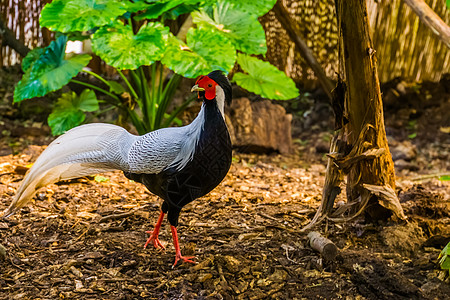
3;123;137;217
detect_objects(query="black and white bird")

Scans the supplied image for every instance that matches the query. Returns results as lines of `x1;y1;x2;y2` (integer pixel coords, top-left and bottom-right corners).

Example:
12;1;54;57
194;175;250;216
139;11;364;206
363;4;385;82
4;70;233;266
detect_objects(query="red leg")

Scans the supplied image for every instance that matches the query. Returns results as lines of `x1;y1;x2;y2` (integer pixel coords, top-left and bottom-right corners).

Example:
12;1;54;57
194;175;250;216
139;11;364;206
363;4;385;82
170;225;195;267
144;211;165;250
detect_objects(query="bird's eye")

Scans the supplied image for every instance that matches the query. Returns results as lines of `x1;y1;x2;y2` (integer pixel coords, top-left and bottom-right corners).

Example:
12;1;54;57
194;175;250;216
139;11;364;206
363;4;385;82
208;83;213;88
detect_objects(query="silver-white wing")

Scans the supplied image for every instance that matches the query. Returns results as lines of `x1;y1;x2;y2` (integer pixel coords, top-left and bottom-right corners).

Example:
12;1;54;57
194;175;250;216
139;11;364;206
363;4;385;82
4;123;186;217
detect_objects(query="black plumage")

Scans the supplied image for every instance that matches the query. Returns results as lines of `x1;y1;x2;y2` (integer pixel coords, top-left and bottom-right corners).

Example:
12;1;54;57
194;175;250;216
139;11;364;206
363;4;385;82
126;89;232;226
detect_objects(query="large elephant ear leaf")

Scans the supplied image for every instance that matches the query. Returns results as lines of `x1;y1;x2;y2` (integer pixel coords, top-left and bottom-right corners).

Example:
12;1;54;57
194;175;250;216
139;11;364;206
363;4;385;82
21;48;45;72
92;21;169;70
162;27;236;78
14;36;91;103
133;0;204;21
233;54;299;100
48;89;99;135
48;92;85;136
40;0;127;33
192;1;267;55
226;0;276;16
134;0;185;20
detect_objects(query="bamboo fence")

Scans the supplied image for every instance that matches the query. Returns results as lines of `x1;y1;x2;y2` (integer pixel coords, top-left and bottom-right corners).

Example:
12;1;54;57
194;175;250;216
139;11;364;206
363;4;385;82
0;0;449;83
0;0;49;66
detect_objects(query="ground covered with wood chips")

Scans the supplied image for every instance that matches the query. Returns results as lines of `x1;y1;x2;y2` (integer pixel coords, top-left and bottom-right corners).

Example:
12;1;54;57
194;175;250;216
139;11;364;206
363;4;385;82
0;145;449;299
0;68;449;299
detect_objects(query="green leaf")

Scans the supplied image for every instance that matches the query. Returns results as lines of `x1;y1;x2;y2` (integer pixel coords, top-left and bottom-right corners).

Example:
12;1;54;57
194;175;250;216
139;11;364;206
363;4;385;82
408;132;417;139
48;108;85;136
439;242;450;259
123;0;156;13
226;0;276;16
192;1;267;54
447;0;450;9
163;3;204;20
48;92;86;136
76;89;99;112
134;0;185;20
53;92;77;111
92;21;169;70
439;242;450;271
66;31;93;42
94;175;109;182
233;53;299;100
40;0;127;33
21;48;44;72
439;175;450;181
107;81;126;94
47;90;99;135
162;27;235;78
133;0;207;20
14;36;91;103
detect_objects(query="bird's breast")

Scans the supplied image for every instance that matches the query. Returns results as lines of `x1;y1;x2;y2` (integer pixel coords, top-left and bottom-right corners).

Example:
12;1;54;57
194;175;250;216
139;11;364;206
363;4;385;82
139;109;232;211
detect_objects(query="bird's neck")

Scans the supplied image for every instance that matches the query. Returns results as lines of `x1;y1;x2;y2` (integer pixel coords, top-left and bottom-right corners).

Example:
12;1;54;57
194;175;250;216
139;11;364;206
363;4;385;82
190;98;224;133
169;98;226;172
214;86;226;118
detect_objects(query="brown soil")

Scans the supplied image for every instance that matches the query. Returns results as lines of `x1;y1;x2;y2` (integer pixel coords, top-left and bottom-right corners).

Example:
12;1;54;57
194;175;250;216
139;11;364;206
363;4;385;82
0;146;448;299
0;68;449;299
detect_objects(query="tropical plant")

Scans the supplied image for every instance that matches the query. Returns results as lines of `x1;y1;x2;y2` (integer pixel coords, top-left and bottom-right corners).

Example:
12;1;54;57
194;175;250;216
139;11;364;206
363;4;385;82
439;242;450;275
14;0;299;135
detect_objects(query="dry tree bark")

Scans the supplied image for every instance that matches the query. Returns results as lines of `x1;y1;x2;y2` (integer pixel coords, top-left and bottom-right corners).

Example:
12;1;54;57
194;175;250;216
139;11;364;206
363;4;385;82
304;0;407;231
307;231;338;261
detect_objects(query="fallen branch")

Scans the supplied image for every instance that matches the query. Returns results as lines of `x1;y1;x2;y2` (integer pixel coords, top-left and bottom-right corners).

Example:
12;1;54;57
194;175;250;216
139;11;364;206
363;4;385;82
0;17;30;57
403;0;450;48
273;0;335;100
99;204;152;223
307;231;338;261
99;211;135;223
411;173;449;181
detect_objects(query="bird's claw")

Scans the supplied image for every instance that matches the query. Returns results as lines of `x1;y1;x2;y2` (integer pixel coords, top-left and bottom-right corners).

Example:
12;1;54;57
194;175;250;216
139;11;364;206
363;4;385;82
144;230;165;250
172;254;196;268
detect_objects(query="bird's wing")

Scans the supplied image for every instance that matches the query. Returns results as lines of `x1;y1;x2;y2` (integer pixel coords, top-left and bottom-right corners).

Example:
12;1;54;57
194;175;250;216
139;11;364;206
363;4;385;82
4;123;186;217
127;127;187;174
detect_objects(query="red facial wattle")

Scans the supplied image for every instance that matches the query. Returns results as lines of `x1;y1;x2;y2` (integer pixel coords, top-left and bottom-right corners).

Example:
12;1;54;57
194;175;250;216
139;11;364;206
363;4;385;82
195;76;217;100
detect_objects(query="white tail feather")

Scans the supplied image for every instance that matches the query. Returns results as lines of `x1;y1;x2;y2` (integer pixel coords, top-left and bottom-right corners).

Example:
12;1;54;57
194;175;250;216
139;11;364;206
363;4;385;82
4;123;137;217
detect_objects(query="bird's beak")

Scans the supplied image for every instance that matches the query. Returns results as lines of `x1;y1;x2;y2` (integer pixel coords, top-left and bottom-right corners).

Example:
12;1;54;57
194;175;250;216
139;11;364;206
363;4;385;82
191;85;205;93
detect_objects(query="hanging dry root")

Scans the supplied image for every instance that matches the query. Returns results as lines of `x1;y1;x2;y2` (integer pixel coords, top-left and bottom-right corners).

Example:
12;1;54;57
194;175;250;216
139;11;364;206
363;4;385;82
302;124;406;232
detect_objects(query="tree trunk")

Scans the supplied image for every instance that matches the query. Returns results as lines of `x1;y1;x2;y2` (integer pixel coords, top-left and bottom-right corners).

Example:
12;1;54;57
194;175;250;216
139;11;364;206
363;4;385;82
304;0;406;230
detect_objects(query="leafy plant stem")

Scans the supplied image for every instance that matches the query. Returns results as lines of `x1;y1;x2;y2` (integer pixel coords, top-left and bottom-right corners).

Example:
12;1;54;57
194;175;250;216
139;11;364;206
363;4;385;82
148;65;157;130
70;79;120;103
127;106;146;135
155;73;182;128
117;69;138;99
161;94;196;128
128;69;144;114
83;69;110;87
157;64;163;107
96;105;116;115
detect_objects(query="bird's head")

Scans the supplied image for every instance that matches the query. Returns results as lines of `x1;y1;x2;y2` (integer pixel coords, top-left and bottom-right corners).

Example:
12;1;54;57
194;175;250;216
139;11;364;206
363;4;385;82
191;70;232;106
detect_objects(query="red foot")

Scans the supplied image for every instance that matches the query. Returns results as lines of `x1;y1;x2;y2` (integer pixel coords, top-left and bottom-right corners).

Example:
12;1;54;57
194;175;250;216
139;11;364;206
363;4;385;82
144;230;165;250
170;225;196;267
143;211;165;250
173;254;195;267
